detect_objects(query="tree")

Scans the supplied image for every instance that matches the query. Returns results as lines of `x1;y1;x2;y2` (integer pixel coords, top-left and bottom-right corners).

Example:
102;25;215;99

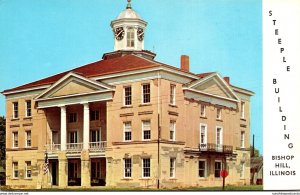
250;145;261;157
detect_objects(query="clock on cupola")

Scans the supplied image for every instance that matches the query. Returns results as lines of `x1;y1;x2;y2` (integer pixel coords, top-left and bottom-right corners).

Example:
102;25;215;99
111;0;147;51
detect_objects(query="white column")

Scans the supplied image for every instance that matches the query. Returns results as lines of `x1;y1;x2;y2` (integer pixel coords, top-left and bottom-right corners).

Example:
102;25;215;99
60;106;67;151
83;103;90;150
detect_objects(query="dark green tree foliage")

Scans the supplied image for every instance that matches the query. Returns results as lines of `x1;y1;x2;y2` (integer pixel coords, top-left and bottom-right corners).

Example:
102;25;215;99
250;145;261;157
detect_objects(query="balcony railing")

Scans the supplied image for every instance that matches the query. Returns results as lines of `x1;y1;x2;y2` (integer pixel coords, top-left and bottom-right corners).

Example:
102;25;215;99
199;143;233;154
45;141;107;153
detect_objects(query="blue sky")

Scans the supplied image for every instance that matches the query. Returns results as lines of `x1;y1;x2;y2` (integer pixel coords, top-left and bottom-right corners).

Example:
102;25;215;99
0;0;262;153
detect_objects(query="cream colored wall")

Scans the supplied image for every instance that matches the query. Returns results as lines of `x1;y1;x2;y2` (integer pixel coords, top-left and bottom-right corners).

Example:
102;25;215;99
51;81;95;97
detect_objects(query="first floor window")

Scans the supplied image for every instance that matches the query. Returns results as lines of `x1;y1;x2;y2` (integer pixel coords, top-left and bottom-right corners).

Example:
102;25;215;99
124;158;132;178
90;129;101;142
240;162;245;178
68;113;77;123
13;102;18;119
90;110;99;121
142;120;151;140
68;161;79;179
142;158;150;178
91;161;101;179
26;131;31;147
169;121;176;141
215;161;222;178
26;161;31;178
13;162;18;178
124;122;132;141
216;127;223;151
26;100;32;117
69;131;78;143
200;124;207;145
170;158;176;178
13;132;18;148
240;131;245;148
199;160;206;178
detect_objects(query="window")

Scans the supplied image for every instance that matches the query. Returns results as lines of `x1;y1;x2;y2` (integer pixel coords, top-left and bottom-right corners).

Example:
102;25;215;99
142;158;150;178
142;84;150;104
198;160;207;178
216;127;223;151
90;129;101;142
91;161;101;179
25;100;32;117
13;132;18;148
124;122;132;141
13;162;18;179
124;158;132;178
26;161;32;179
13;102;18;119
170;85;176;105
90;110;99;121
241;102;245;119
127;28;135;47
169;121;176;141
142;120;151;140
26;131;31;147
240;162;245;178
170;158;176;178
68;160;79;179
124;86;132;106
200;124;207;145
215;161;222;178
68;113;77;123
240;131;245;148
216;108;222;120
200;104;206;117
69;131;78;143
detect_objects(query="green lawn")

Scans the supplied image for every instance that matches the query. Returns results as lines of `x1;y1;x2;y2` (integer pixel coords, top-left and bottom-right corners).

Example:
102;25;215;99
0;185;263;191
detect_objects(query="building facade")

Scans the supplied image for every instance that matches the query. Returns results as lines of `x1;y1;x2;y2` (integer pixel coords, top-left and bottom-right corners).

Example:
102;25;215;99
1;1;254;189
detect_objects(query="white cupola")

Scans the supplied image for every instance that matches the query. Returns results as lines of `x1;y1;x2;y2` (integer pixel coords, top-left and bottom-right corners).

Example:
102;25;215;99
111;0;147;51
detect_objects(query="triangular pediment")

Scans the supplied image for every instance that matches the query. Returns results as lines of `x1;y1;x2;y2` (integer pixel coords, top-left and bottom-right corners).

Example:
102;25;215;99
185;73;239;101
35;72;113;100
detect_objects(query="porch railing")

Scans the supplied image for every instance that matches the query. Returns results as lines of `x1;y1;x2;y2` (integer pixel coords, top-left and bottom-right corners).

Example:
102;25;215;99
199;143;233;154
45;141;107;153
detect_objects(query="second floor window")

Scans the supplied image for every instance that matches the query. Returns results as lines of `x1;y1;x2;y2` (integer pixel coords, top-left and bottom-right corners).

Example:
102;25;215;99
142;84;150;104
169;121;176;141
124;158;132;178
216;127;223;151
200;104;206;117
69;131;78;143
142;120;151;140
170;85;176;105
216;108;222;120
240;131;245;148
90;129;101;142
68;113;77;123
200;124;207;145
13;102;18;119
124;122;132;141
26;131;31;147
26;161;32;179
13;132;18;148
90;110;99;121
127;28;135;47
124;86;132;106
25;100;32;117
241;101;245;119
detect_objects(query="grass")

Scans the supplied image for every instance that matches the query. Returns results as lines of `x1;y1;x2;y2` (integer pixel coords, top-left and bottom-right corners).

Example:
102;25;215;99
0;185;263;191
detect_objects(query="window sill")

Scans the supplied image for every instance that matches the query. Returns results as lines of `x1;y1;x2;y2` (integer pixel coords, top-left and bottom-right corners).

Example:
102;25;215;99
200;116;207;119
140;178;151;180
23;117;32;120
142;139;151;142
11;118;20;121
198;177;208;180
139;103;151;107
169;104;178;108
12;178;19;180
240;118;246;121
121;178;133;180
121;106;133;109
24;178;32;180
216;119;223;122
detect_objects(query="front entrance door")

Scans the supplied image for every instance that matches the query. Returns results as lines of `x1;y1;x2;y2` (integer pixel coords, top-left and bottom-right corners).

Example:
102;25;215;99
51;160;58;185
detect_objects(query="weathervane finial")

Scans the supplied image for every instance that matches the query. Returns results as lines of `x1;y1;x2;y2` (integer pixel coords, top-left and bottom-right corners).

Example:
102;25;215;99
126;0;132;9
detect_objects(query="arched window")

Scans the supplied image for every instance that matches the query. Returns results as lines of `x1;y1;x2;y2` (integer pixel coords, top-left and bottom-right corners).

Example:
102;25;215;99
127;28;135;47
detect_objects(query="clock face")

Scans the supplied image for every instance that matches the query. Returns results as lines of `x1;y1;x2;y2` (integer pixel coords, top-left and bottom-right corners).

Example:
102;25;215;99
114;27;125;41
137;28;144;41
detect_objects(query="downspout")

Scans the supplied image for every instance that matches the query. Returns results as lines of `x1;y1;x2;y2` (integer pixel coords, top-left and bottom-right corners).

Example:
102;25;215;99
157;71;161;189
